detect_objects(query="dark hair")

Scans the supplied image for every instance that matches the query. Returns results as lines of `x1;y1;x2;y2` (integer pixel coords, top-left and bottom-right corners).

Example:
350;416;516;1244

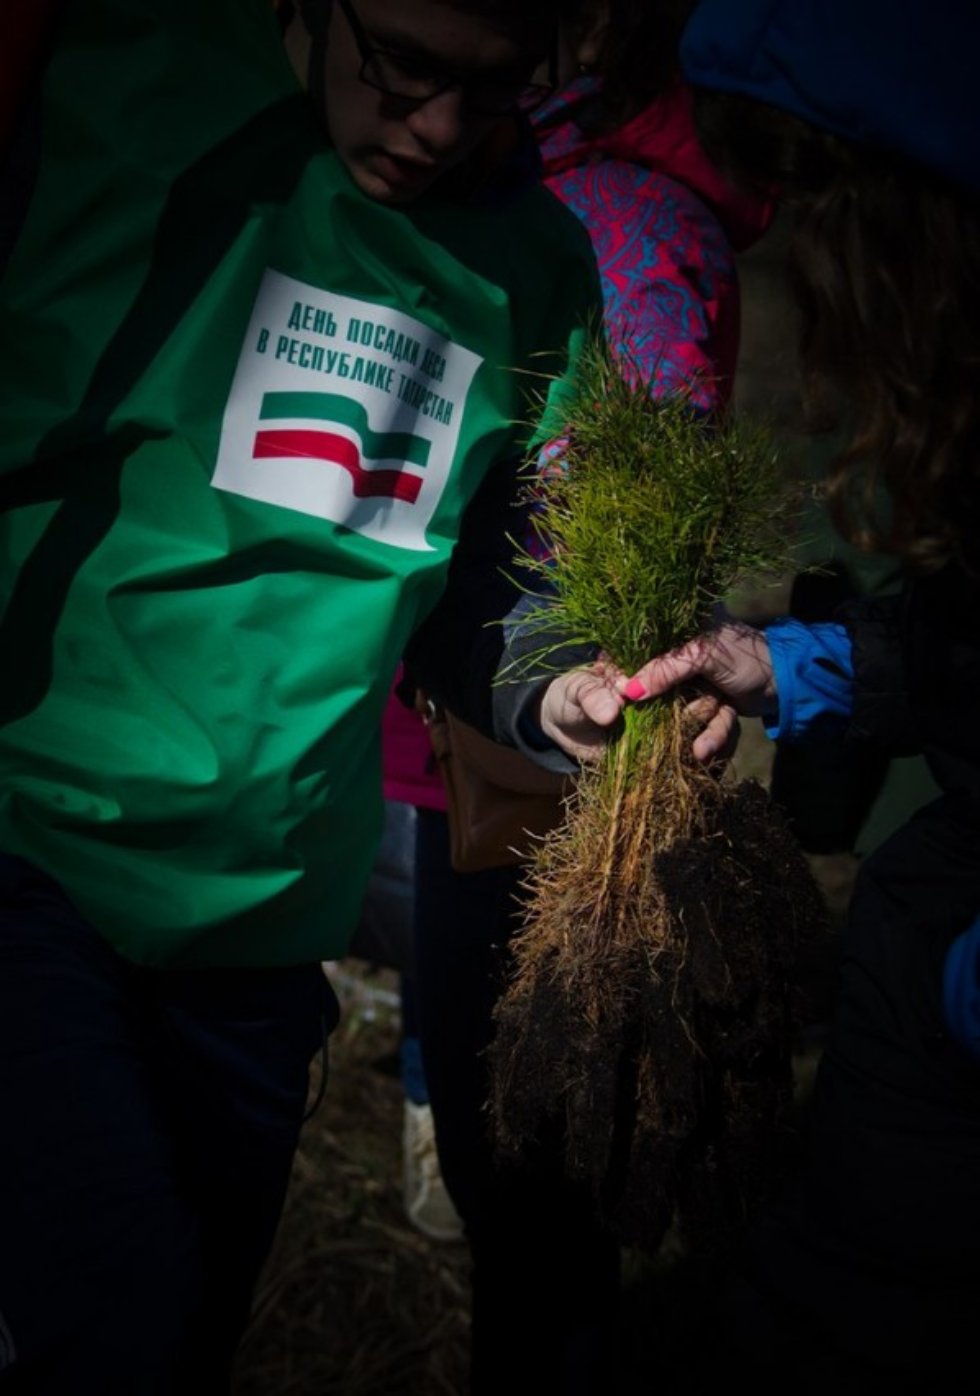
694;89;980;574
588;0;695;130
300;0;578;26
544;0;696;134
400;0;580;24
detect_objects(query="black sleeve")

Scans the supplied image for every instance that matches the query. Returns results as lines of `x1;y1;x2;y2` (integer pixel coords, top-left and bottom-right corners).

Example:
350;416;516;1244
403;454;593;769
488;587;593;771
403;453;533;737
840;591;919;754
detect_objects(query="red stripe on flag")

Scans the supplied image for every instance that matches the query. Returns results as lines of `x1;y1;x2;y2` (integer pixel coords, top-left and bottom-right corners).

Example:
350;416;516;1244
253;429;422;503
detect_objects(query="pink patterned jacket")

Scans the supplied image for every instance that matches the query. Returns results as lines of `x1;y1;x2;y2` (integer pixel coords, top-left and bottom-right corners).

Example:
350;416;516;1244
536;75;772;411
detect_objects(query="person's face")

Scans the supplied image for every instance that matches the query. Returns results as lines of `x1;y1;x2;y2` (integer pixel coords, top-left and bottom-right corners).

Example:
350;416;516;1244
555;1;607;87
320;0;553;203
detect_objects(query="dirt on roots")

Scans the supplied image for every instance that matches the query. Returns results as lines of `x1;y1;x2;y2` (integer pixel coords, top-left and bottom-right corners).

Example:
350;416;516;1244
488;720;829;1254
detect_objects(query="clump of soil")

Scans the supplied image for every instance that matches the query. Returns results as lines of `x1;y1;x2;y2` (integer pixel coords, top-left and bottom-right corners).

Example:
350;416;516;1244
489;697;827;1254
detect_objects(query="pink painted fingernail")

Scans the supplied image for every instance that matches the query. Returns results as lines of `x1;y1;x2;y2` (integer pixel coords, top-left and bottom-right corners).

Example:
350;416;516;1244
622;678;646;701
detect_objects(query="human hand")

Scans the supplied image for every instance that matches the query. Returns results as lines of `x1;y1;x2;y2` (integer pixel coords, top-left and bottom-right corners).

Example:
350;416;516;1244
536;660;625;764
535;647;745;767
618;621;776;762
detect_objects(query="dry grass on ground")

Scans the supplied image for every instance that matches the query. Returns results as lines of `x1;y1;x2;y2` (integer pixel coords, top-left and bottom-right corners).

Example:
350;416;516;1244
231;965;471;1396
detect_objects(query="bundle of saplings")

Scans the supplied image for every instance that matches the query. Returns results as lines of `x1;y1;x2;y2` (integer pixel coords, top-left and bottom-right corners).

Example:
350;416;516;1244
488;344;827;1251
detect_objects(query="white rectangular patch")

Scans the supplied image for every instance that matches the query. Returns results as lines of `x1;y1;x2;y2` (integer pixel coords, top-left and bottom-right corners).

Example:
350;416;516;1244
213;270;482;551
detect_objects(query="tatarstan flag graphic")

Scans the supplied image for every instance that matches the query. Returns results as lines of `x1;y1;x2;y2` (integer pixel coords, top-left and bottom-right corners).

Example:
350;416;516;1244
252;391;430;503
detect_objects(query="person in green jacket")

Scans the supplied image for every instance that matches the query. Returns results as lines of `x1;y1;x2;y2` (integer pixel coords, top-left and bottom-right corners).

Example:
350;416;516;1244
0;1;598;1390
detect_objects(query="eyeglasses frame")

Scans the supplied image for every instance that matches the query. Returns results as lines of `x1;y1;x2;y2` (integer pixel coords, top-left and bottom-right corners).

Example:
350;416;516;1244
333;0;558;116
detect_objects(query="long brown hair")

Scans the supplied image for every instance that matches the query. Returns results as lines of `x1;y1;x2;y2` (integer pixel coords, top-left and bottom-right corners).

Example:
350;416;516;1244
695;90;980;574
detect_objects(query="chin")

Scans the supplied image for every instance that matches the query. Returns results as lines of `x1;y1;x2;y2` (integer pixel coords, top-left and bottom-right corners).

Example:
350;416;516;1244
345;160;430;207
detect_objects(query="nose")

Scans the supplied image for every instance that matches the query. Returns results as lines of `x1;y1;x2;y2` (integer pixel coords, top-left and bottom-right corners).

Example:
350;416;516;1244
404;86;472;155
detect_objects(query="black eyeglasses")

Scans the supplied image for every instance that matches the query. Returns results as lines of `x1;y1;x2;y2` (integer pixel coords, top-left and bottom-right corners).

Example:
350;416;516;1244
335;0;556;117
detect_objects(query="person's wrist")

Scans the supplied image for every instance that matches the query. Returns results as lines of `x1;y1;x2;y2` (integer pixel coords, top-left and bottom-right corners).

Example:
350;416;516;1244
758;678;779;722
520;681;555;750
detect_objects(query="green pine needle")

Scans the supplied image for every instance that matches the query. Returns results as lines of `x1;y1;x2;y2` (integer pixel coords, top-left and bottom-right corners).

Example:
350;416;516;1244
514;339;799;675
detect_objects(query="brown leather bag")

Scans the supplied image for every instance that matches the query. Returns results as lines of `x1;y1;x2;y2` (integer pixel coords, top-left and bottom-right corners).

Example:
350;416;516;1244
420;697;573;874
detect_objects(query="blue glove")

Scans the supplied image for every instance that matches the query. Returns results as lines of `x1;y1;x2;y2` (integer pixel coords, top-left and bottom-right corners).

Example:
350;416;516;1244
943;916;980;1062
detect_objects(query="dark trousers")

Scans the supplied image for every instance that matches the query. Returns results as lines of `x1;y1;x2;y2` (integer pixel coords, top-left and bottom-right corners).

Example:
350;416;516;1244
0;855;336;1396
411;810;621;1396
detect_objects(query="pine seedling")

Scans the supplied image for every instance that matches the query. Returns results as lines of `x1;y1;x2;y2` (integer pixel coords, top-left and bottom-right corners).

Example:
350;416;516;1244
488;340;826;1250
